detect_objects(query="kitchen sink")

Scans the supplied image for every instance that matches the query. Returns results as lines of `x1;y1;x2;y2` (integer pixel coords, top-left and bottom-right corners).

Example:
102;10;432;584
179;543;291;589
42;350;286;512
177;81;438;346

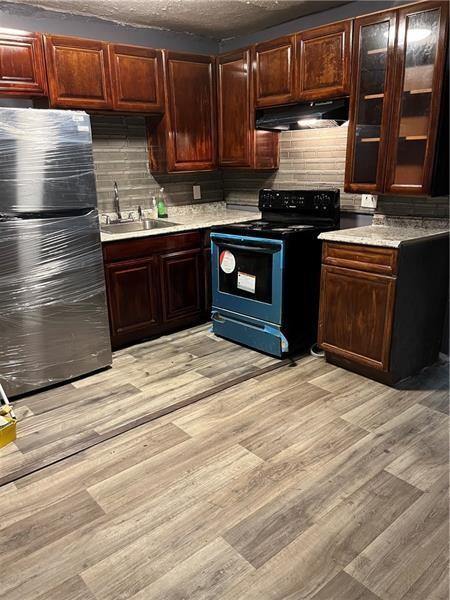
101;219;179;234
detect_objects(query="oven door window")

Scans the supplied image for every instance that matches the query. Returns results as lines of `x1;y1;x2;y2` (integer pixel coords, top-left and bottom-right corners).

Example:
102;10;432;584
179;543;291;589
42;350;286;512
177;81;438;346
218;245;273;304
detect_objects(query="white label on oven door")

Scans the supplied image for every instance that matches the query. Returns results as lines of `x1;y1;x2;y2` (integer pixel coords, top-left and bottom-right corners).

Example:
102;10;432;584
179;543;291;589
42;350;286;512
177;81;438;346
220;250;236;274
237;271;256;294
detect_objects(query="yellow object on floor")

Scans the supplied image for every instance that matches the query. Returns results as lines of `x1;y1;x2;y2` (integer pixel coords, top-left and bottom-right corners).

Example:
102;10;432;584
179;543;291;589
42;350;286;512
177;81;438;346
0;384;16;449
0;414;16;448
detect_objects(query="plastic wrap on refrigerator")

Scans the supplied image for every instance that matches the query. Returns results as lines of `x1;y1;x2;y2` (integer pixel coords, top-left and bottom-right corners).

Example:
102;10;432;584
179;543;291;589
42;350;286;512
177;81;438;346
0;108;112;398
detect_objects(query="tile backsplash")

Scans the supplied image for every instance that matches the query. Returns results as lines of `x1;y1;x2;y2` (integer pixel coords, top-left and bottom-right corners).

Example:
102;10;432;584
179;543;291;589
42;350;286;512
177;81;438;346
223;125;364;212
90;115;448;222
91;115;222;213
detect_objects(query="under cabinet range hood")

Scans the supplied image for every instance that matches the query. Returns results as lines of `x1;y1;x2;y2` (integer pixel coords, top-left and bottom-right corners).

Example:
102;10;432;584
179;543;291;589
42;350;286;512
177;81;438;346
256;99;349;131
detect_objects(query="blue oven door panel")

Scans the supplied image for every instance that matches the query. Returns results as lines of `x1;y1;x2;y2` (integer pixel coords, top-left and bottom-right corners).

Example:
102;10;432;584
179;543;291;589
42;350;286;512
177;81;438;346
211;233;284;324
211;308;288;357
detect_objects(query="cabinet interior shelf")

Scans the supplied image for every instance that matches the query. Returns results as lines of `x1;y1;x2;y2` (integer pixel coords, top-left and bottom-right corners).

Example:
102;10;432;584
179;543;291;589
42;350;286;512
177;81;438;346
367;47;387;55
400;135;428;141
407;88;433;95
360;137;381;143
364;93;384;100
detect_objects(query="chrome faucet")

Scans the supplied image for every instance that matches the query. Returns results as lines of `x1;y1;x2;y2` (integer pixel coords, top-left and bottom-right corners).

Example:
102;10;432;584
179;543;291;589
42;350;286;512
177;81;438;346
113;181;121;221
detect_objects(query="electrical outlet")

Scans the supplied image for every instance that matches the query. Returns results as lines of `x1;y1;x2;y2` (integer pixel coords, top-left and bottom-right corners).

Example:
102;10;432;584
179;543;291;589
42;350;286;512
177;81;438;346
193;185;201;200
361;194;378;209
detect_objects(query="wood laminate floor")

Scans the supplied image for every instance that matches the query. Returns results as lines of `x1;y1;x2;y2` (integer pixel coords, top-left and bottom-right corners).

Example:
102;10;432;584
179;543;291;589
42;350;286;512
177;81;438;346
0;324;448;600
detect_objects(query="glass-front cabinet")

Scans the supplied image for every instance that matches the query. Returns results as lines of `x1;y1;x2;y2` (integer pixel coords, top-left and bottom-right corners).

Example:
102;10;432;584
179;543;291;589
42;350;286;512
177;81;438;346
345;11;397;192
345;1;448;195
385;1;448;194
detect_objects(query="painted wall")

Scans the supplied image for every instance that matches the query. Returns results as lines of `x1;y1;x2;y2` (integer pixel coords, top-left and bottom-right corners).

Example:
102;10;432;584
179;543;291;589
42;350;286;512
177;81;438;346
0;1;218;53
220;0;411;52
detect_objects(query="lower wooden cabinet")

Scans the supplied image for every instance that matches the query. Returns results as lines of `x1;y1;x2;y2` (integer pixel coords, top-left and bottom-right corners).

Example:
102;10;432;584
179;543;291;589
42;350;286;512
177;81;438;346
318;239;449;384
103;230;211;348
105;256;161;342
160;248;203;322
319;265;395;371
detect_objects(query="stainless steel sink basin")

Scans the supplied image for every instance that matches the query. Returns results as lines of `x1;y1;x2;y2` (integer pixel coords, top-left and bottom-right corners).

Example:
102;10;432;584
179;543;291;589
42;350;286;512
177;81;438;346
101;219;178;234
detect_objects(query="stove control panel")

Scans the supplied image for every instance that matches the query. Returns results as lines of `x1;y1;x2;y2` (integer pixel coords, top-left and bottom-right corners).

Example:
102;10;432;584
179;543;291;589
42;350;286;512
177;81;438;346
259;189;340;221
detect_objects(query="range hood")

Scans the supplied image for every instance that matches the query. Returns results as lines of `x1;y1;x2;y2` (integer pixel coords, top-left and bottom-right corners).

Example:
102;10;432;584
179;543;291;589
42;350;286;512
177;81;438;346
256;98;348;131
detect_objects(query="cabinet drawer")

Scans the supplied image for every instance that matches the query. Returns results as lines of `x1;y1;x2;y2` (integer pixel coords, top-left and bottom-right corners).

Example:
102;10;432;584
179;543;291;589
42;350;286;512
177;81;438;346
103;231;203;263
322;242;398;275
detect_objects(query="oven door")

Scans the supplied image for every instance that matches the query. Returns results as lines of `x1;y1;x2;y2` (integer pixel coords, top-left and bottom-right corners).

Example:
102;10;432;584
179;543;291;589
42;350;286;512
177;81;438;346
211;232;284;324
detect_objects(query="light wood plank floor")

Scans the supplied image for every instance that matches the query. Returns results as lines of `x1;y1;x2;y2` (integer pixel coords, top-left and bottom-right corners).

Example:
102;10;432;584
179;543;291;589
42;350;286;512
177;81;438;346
0;326;448;600
3;324;279;483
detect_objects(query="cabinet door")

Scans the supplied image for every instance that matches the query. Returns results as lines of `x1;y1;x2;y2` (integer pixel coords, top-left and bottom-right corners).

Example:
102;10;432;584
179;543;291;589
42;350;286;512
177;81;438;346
297;21;352;101
344;11;397;193
254;35;296;107
165;52;216;171
318;265;396;371
0;28;47;95
109;44;163;112
105;257;160;343
160;248;203;322
44;35;112;109
385;1;448;195
217;49;253;167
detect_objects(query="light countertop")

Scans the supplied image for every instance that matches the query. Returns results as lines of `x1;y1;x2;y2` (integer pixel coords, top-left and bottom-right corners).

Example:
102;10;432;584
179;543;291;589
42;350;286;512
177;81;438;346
319;223;449;248
100;203;259;242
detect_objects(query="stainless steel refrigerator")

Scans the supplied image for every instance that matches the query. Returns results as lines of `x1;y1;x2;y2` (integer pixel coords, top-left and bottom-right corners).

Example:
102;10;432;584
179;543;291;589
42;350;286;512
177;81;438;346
0;108;112;398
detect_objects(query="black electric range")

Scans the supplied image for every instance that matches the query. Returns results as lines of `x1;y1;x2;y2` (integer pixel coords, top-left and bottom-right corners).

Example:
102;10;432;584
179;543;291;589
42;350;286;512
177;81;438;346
214;189;340;239
210;189;340;357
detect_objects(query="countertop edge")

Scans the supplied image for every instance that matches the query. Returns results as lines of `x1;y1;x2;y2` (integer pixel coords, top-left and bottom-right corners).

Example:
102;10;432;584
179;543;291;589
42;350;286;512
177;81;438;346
318;227;449;249
100;212;258;243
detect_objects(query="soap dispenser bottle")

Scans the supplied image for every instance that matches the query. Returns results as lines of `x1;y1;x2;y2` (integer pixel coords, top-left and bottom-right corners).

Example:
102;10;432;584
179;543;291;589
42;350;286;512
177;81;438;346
156;187;168;218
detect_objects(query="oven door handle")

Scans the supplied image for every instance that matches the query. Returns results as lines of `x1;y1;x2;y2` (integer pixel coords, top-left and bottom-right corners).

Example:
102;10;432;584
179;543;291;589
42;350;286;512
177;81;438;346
215;241;280;254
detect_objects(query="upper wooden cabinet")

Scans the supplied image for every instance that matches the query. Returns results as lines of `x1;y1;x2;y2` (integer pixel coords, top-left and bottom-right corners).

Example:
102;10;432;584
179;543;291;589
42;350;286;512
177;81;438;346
218;49;253;167
253;35;297;107
217;49;279;169
345;0;448;195
345;10;398;193
44;35;112;109
108;44;163;112
385;0;448;195
149;51;217;172
297;21;352;101
253;23;351;108
0;28;47;96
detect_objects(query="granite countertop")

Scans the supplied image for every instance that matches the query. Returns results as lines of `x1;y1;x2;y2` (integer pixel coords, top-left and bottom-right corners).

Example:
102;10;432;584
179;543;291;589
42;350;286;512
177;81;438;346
319;222;449;248
100;202;259;242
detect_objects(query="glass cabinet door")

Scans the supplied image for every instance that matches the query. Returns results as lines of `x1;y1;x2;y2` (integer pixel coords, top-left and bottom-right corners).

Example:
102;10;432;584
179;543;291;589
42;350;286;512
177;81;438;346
345;11;397;192
386;1;448;194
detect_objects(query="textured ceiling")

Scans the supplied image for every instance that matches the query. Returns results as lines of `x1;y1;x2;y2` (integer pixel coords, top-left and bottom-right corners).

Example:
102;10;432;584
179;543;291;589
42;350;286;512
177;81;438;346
4;0;351;39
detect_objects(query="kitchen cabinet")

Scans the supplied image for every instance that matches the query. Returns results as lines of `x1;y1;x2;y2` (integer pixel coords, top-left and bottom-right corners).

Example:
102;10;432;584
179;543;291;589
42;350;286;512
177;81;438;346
385;0;448;195
217;49;279;169
253;35;297;107
103;230;210;348
160;248;203;322
44;35;112;109
318;238;449;384
297;21;352;101
105;256;161;342
345;10;398;193
0;28;47;96
319;262;396;372
149;51;216;172
345;1;448;195
108;44;164;112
